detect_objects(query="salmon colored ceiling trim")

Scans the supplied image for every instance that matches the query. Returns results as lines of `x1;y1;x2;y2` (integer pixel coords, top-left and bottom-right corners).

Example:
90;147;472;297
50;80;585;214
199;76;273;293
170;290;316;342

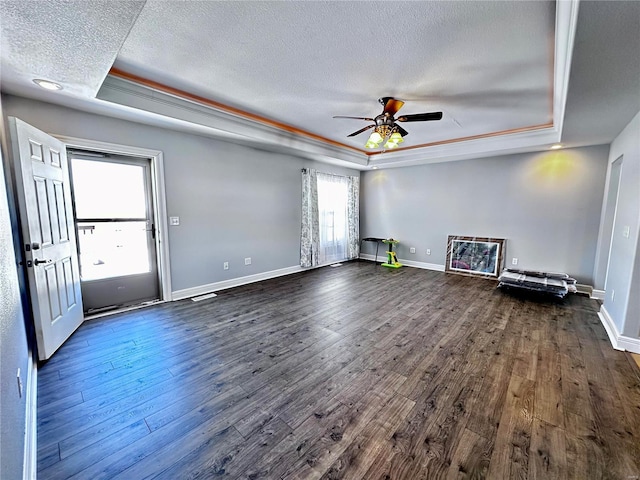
109;68;554;158
109;67;362;154
365;122;554;157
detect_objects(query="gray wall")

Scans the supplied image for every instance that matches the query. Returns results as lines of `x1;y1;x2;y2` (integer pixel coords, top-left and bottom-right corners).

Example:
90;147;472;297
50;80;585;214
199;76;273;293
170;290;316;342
0;98;30;480
597;110;640;336
2;95;360;294
361;145;610;284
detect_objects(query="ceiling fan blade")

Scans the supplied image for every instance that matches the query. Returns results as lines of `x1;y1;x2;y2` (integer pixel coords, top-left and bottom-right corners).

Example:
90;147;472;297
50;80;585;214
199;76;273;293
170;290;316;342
397;112;443;122
380;97;405;116
333;115;374;121
395;125;409;137
347;124;375;137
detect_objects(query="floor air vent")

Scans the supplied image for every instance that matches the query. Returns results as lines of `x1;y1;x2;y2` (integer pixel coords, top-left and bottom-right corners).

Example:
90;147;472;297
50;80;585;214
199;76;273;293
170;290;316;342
191;292;218;302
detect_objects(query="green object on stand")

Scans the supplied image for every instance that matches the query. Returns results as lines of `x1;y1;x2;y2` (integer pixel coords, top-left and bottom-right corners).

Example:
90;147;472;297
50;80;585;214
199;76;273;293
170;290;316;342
381;238;402;268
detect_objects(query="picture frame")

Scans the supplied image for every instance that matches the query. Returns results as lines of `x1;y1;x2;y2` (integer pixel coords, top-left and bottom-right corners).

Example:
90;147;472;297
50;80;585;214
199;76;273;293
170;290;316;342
445;235;506;279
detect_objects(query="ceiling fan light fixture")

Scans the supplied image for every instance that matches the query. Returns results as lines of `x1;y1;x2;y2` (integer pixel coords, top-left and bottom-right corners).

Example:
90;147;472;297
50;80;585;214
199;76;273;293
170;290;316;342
368;131;383;144
389;132;404;143
338;97;442;150
383;131;404;149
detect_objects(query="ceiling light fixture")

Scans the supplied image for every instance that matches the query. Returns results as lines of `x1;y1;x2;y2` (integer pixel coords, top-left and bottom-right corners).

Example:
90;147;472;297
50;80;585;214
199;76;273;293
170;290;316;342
550;144;563;150
365;130;384;148
33;79;62;91
366;125;404;150
384;131;404;149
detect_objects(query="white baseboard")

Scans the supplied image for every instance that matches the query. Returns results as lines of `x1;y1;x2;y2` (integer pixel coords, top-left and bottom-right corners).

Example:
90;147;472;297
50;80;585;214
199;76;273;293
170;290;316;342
598;305;640;354
358;254;445;272
591;289;605;300
23;355;37;480
576;284;592;296
172;265;304;301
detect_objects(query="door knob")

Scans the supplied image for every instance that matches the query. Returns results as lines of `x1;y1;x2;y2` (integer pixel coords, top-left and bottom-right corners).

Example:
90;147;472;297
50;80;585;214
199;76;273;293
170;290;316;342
34;258;52;266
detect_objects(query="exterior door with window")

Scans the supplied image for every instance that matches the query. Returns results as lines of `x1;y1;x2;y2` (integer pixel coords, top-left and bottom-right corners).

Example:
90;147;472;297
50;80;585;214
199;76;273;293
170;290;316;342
9;117;84;360
70;154;160;313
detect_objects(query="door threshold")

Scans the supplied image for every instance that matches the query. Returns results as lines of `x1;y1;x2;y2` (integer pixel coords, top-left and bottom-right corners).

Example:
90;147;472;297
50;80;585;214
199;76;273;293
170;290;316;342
84;299;164;321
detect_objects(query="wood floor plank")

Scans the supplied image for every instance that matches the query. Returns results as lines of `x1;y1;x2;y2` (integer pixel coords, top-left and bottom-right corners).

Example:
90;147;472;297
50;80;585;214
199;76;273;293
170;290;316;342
36;262;640;479
528;418;568;480
39;419;151;480
281;373;408;479
486;374;535;479
445;427;492;479
319;394;416;480
534;347;565;428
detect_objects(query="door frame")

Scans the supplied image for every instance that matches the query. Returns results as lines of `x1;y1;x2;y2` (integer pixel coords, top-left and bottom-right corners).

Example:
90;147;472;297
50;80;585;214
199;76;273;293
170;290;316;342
54;135;172;302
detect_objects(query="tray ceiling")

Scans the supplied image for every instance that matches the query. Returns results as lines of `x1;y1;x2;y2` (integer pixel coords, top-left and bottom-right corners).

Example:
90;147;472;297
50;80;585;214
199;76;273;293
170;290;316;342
1;1;638;169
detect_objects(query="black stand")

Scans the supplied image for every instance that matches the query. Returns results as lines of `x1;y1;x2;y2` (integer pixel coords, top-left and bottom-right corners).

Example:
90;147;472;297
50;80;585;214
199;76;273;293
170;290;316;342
360;237;386;265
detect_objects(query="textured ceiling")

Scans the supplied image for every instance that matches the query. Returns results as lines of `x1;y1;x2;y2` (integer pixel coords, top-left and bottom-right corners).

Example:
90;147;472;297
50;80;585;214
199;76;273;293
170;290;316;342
0;0;145;96
561;0;640;146
0;1;638;167
114;0;555;150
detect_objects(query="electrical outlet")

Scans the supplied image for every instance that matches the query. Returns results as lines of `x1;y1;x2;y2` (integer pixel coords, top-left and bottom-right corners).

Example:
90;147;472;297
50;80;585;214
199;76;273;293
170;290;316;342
512;258;518;265
169;216;180;226
245;257;251;265
409;247;416;254
426;249;431;255
223;262;229;270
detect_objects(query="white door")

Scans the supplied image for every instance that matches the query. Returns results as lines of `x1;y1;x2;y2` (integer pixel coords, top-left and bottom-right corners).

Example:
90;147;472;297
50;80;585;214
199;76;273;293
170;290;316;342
9;117;84;360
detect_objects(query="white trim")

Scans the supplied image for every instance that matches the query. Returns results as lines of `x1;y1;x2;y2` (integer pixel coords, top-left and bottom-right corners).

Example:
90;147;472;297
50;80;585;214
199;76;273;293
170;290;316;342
53;135;173;301
83;300;165;321
598;305;623;350
358;253;383;264
95;6;579;172
358;254;445;272
591;289;606;300
553;0;580;138
618;336;640;354
98;76;368;169
396;258;446;272
576;284;592;296
598;305;640;354
172;265;303;301
23;356;37;480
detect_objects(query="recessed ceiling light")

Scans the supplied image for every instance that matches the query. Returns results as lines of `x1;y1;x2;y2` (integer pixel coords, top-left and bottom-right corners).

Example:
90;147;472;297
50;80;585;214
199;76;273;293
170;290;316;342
33;79;62;91
372;166;378;170
550;144;563;150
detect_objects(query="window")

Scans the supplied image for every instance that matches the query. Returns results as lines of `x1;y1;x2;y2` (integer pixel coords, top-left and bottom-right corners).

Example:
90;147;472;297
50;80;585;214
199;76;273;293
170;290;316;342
300;169;359;268
317;173;349;264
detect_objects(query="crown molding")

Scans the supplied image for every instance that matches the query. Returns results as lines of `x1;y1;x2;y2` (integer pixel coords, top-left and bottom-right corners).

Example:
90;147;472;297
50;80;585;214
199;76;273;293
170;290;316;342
96;0;579;169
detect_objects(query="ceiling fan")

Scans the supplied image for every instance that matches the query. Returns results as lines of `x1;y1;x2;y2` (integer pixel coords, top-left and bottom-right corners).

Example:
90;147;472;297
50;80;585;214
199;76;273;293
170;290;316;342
334;97;442;149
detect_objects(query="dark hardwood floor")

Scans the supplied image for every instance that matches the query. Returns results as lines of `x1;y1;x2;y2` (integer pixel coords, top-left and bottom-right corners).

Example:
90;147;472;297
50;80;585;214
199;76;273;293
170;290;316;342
37;261;640;479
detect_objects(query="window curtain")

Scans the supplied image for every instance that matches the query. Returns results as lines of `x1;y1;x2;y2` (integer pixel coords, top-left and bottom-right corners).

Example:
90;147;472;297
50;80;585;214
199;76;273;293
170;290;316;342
300;168;319;267
347;175;360;260
300;169;359;267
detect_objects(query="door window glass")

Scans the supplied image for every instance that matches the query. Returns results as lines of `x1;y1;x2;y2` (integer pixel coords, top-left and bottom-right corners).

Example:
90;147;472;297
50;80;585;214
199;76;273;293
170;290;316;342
71;158;152;281
72;159;146;219
76;221;150;280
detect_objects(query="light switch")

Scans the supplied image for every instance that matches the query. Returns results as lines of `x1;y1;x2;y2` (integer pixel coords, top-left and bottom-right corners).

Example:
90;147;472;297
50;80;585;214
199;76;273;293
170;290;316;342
169;216;180;226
